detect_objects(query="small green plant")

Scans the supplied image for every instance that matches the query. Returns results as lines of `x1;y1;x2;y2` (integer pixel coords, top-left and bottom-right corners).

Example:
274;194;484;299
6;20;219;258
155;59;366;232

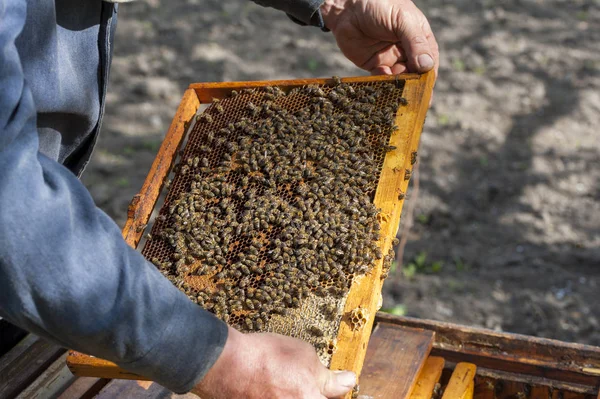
454;256;469;272
576;10;588;21
307;59;319;72
142;140;161;152
416;213;429;224
116;177;130;188
381;304;407;316
402;251;444;279
437;113;450;126
123;146;136;156
452;58;466;72
473;65;486;76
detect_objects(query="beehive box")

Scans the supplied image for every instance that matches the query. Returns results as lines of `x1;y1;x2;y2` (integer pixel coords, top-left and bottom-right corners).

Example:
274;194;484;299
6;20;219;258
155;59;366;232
67;72;435;388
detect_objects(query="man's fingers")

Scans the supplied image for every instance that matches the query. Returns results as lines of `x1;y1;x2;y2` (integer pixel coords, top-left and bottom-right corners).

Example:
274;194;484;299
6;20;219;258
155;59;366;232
371;65;393;75
391;63;409;75
361;43;406;73
320;369;356;398
397;9;435;73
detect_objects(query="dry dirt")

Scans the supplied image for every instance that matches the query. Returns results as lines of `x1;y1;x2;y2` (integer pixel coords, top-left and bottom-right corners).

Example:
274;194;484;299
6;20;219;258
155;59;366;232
82;0;600;345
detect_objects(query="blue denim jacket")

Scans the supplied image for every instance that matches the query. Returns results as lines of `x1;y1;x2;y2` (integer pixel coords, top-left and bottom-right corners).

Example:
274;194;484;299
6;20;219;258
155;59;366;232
0;0;324;393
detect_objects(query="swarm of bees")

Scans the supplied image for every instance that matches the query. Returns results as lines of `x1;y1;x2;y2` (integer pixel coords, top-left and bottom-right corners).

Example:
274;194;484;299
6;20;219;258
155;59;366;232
144;78;407;353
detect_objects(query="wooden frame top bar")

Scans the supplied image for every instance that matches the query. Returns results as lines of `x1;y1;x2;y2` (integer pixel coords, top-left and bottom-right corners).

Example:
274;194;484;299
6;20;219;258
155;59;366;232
189;74;421;103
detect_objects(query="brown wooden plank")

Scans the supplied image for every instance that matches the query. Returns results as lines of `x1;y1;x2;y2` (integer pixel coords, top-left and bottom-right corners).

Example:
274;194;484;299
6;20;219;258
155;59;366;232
411;357;446;399
57;377;110;399
360;323;435;399
494;379;527;399
95;380;198;399
474;376;496;399
0;334;38;375
189;74;422;103
375;314;600;390
0;336;65;399
16;353;76;399
442;363;477;399
476;367;595;395
530;385;551;399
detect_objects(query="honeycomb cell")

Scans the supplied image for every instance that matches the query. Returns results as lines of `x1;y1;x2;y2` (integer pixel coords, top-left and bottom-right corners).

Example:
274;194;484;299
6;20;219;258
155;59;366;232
349;307;368;331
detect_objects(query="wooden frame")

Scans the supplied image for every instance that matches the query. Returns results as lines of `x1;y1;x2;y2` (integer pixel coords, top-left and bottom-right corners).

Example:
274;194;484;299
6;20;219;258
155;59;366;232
66;73;436;395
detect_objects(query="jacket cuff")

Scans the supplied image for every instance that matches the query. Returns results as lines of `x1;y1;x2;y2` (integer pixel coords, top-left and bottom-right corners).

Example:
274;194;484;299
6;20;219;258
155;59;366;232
287;7;330;31
284;0;328;29
117;296;229;394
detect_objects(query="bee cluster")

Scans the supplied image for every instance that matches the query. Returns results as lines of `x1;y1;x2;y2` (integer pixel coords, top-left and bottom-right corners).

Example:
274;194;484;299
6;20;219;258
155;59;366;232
143;79;407;361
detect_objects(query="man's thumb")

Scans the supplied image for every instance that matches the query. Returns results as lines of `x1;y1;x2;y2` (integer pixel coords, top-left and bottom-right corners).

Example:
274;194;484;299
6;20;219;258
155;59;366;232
399;24;435;73
321;370;356;398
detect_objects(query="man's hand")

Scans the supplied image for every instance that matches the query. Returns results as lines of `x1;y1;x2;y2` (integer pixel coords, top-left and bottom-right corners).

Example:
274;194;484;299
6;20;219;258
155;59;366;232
321;0;439;77
193;326;356;399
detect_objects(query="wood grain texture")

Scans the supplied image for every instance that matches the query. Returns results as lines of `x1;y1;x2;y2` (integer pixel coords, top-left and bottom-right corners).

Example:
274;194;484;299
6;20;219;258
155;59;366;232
329;72;435;396
529;385;551;399
442;363;477;399
375;314;600;390
57;377;110;399
475;367;596;395
0;335;65;399
16;353;76;399
410;357;446;399
65;73;436;384
473;376;496;399
95;379;199;399
359;323;434;399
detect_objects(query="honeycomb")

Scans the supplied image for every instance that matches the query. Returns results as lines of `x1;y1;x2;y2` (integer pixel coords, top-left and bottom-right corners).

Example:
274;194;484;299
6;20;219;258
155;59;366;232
142;79;407;365
349;307;368;331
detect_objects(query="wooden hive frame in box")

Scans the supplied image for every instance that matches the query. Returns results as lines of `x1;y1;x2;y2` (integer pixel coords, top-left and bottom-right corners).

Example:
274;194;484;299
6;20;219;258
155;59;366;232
66;72;435;389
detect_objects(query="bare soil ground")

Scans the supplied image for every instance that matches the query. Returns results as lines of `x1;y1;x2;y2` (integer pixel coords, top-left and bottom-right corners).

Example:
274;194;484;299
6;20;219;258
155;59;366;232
82;0;600;345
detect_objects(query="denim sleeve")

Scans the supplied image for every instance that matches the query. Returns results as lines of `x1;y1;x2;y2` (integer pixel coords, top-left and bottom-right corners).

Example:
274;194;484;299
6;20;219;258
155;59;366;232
0;1;227;394
251;0;327;27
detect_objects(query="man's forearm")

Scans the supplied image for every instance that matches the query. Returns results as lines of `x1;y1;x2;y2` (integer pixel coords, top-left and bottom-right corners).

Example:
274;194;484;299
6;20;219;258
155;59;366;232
0;0;227;393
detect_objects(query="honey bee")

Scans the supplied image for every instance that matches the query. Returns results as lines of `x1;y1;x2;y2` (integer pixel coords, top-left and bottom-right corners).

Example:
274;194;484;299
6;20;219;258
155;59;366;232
197;113;213;123
410;151;417;165
309;325;324;337
244;317;254;330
